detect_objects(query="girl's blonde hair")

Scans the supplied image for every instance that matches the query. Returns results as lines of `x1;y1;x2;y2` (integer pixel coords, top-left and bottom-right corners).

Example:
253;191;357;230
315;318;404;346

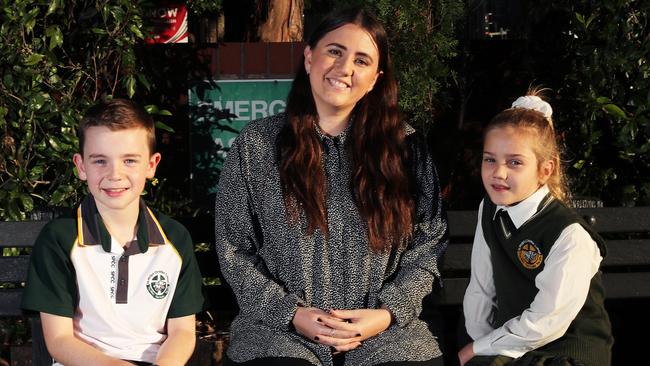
485;87;569;203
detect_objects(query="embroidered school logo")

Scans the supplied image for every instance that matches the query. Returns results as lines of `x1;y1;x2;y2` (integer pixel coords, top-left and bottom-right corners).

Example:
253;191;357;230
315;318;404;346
517;240;543;269
146;271;170;299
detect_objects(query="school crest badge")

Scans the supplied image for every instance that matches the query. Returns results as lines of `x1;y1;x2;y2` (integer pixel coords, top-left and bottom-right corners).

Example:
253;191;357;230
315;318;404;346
517;239;543;269
146;271;170;299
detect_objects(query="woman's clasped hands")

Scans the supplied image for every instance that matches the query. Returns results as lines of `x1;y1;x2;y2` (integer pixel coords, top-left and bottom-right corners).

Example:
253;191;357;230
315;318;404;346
292;307;393;352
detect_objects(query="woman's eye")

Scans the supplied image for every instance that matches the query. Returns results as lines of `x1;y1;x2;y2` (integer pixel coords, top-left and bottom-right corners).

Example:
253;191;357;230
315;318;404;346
355;58;369;66
482;157;495;163
327;48;342;56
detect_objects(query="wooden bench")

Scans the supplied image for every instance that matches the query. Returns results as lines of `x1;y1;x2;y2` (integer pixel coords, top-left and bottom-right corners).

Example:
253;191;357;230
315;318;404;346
2;206;649;365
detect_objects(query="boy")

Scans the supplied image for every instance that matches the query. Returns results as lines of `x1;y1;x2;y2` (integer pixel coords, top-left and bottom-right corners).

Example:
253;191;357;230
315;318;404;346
22;99;204;366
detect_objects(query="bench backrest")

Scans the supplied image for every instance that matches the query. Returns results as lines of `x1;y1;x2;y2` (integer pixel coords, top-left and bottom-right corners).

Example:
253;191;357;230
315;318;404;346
1;206;648;365
441;206;650;305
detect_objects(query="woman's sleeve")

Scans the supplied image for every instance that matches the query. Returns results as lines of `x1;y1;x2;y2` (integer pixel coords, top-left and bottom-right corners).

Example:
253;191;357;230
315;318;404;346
378;134;449;326
214;136;304;331
463;201;498;339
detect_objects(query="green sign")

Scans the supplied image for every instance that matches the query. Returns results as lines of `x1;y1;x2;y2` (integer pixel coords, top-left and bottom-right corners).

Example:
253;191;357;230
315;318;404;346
189;79;292;195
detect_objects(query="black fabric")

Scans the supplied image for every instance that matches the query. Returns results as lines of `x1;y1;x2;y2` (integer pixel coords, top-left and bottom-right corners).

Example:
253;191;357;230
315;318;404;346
466;353;585;366
374;356;444;366
224;355;316;366
224;354;444;366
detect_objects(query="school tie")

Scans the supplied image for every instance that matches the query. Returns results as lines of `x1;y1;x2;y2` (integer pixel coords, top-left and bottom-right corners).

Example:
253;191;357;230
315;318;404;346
495;209;516;239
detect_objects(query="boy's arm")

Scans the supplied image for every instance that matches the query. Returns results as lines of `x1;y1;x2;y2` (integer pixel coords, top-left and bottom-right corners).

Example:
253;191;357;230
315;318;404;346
41;312;133;366
154;315;196;366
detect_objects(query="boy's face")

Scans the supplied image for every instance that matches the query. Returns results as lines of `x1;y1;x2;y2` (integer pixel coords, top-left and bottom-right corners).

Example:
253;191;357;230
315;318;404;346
73;126;161;216
481;126;553;206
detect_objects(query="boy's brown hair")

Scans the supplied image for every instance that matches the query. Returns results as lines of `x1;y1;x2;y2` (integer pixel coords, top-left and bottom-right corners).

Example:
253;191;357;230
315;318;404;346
78;98;155;155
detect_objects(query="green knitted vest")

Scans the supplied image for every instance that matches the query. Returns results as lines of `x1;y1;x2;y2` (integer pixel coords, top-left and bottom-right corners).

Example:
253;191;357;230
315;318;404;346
482;195;613;366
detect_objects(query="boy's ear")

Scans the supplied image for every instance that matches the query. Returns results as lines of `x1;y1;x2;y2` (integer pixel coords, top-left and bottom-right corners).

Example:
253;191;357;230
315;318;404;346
538;159;555;185
146;152;162;179
73;153;88;181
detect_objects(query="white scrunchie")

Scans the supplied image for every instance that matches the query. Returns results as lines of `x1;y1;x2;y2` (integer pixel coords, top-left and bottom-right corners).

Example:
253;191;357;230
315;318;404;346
511;95;553;119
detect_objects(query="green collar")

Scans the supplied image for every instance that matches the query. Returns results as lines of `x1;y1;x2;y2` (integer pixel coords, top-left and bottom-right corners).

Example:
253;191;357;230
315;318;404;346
76;194;166;253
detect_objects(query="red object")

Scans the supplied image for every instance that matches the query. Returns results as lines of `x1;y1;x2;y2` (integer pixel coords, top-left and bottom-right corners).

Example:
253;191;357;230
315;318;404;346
145;2;188;44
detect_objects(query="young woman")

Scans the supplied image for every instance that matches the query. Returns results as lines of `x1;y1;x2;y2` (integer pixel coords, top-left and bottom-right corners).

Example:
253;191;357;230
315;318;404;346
459;90;613;366
214;6;448;366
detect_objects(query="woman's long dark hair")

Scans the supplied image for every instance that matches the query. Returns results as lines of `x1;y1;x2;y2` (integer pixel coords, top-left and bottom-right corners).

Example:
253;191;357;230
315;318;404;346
278;7;414;253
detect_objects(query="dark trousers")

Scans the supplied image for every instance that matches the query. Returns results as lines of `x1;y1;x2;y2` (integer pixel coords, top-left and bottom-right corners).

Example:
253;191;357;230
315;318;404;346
466;354;584;366
225;355;444;366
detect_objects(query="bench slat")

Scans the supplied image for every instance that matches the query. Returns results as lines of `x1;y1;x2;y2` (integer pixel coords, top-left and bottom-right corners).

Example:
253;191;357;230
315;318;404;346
447;207;650;238
439;272;650;305
442;239;650;272
0;256;30;282
0;288;23;316
579;207;650;233
0;221;47;248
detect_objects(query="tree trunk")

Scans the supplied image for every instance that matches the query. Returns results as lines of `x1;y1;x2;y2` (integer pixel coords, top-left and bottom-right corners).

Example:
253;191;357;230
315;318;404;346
255;0;303;42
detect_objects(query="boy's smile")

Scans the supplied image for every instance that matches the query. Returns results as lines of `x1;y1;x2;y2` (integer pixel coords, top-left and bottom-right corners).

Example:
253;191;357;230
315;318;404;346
73;126;160;216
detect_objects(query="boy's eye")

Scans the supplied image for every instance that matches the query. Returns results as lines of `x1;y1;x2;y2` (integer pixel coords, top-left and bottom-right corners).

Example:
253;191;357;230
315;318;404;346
125;159;137;165
92;159;106;165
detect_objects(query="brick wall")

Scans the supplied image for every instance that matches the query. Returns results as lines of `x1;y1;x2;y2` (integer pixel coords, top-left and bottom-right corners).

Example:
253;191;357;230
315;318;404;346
197;42;306;79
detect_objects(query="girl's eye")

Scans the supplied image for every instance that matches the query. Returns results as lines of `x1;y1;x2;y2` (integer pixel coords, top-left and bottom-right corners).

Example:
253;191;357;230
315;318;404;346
508;160;522;166
482;157;495;163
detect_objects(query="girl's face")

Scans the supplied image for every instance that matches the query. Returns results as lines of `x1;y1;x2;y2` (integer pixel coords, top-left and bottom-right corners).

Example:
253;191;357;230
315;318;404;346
304;23;381;118
481;126;554;206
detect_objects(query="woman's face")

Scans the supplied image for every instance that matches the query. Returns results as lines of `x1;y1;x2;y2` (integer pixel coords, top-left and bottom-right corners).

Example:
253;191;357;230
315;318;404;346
304;23;381;118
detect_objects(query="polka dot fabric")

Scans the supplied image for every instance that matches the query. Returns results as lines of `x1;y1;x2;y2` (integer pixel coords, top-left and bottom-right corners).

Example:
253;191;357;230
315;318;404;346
214;113;448;365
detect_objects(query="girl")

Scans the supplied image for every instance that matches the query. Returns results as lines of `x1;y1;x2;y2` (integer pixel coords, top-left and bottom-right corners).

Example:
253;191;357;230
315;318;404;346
459;90;613;366
214;6;447;366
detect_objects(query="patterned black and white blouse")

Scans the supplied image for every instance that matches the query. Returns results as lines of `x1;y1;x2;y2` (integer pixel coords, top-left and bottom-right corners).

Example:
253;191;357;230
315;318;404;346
214;112;448;365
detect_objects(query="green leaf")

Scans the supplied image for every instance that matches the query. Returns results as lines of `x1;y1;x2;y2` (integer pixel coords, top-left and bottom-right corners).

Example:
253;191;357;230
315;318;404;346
126;75;136;98
46;0;59;16
155;121;175;133
48;136;61;151
573;160;585;170
19;194;34;212
91;28;108;35
45;25;63;50
136;74;151;91
24;53;44;66
158;109;172;116
602;104;627;119
595;96;610;104
144;104;159;114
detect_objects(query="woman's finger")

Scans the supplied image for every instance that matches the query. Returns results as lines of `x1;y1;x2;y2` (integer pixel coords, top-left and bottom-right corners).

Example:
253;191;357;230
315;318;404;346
318;316;357;332
333;341;362;352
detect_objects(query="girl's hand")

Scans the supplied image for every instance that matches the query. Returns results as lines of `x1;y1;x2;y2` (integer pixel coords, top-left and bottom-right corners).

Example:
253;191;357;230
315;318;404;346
292;307;362;351
458;342;475;366
319;308;392;348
